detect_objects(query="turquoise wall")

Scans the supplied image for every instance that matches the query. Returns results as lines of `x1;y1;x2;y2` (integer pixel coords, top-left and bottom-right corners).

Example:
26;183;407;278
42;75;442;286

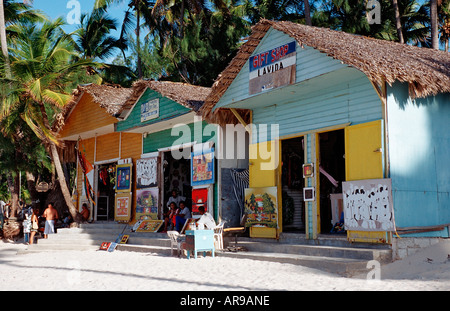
117;88;191;132
387;82;450;237
213;28;381;143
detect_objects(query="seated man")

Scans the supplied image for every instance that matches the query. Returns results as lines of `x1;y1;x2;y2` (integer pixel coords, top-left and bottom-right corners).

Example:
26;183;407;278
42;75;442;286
81;203;90;221
196;206;216;230
176;201;191;232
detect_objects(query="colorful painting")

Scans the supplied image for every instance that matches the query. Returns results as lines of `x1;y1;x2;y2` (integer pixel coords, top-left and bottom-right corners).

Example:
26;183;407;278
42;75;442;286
119;235;129;244
191;148;214;186
136;187;159;220
135;220;164;233
343;178;395;232
116;164;132;192
99;242;111;251
115;193;132;222
136;158;158;188
192;187;209;216
244;187;278;229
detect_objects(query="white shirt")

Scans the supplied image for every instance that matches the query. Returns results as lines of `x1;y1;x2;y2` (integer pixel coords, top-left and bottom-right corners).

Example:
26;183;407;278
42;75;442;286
197;212;216;230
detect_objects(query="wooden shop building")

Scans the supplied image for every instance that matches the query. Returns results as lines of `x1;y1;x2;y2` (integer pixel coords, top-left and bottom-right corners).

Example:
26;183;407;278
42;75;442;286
201;19;450;244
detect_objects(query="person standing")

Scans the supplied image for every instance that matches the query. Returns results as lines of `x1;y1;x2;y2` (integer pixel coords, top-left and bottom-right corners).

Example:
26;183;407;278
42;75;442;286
30;208;39;244
42;203;58;239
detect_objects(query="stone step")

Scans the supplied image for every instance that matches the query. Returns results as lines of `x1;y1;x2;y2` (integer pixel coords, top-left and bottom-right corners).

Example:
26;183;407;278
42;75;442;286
24;224;392;277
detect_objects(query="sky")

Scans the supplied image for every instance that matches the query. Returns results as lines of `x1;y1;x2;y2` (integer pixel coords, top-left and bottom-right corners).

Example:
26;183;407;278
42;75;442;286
32;0;129;34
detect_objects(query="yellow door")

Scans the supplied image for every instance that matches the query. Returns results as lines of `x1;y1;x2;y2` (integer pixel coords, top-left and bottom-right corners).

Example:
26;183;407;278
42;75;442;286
248;140;280;238
345;120;388;243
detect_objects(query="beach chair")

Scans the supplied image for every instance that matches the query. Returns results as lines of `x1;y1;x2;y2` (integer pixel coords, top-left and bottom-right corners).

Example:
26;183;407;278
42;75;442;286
213;221;226;250
167;231;184;257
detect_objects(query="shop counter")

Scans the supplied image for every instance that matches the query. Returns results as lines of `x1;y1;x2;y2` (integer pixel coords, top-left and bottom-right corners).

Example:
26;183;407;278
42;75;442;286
185;230;215;259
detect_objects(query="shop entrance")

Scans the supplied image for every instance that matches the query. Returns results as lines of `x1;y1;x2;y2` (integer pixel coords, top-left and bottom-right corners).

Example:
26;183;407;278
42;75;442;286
281;136;305;232
318;130;345;233
161;149;192;214
96;163;117;221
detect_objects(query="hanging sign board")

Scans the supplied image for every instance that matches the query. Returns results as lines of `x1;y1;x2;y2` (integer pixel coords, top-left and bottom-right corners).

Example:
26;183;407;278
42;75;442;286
249;41;296;95
141;98;160;122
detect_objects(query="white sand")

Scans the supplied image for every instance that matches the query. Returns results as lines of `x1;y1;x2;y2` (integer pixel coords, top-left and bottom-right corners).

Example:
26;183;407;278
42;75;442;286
0;240;449;291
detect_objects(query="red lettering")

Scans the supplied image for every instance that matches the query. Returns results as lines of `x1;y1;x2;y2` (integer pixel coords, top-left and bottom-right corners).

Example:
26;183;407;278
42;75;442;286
253;55;259;69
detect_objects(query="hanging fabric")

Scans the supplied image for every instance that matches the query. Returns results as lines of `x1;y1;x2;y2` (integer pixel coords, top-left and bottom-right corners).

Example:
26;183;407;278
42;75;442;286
230;168;249;218
77;142;96;206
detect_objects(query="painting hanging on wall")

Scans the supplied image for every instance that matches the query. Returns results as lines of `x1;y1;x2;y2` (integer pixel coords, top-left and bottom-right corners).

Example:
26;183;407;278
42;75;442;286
191;148;214;186
136;187;159;220
115;192;132;222
342;178;395;232
244;187;278;229
192;187;209;216
116;164;132;192
136;157;158;188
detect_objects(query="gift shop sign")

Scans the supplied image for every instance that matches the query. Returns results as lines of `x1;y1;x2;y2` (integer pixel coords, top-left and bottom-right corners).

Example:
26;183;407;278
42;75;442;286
141;98;160;122
249;41;296;95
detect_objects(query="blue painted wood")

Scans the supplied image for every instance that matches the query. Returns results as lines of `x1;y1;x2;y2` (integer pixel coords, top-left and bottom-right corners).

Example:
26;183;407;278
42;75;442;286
387;82;450;237
250;68;381;143
185;230;215;259
215;28;347;112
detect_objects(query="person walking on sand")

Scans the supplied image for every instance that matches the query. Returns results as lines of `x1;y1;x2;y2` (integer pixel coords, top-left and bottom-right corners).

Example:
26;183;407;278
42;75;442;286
42;203;58;239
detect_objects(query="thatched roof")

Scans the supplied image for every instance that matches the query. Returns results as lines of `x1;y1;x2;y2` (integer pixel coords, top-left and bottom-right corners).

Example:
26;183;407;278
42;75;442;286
54;83;133;133
202;19;450;126
117;80;211;120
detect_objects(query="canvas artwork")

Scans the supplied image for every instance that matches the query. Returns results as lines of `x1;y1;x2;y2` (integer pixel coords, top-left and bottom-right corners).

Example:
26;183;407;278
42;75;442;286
244;187;278;229
135;220;164;232
136;187;159;220
342;178;395;232
191;148;214;186
116;164;132;192
99;242;111;251
115;193;131;221
136;158;158;188
192;187;209;216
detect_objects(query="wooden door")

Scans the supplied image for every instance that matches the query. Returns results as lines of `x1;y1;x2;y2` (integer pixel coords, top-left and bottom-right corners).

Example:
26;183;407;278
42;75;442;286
345;120;388;243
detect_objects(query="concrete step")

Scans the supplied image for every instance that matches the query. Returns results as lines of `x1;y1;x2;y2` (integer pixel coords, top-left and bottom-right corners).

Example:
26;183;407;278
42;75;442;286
23;223;392;277
215;250;369;277
231;239;391;263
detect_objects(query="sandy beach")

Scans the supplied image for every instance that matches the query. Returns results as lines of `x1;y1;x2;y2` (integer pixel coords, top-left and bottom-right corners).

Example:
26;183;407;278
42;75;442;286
0;239;449;292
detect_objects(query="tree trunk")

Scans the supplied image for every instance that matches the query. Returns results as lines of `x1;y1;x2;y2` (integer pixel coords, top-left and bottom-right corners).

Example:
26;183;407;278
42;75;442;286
135;1;143;78
304;0;312;26
431;0;439;49
49;141;83;223
10;170;20;218
25;171;40;210
37;102;83;223
0;0;11;77
392;0;404;43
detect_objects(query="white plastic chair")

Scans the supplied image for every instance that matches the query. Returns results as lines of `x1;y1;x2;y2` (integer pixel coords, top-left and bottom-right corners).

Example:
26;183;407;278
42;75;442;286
167;231;184;257
213;221;226;250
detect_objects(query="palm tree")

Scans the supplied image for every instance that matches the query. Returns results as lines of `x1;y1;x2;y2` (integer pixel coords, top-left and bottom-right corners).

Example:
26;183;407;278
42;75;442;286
95;0;154;78
74;8;122;61
0;0;10;77
431;0;439;48
2;18;98;222
439;0;450;50
393;0;405;42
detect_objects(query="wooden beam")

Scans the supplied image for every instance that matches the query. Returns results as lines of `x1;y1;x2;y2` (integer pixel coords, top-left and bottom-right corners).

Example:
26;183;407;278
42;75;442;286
229;108;252;134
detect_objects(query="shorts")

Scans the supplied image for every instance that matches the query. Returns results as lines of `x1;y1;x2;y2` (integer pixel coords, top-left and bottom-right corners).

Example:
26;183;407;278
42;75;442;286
44;220;56;235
